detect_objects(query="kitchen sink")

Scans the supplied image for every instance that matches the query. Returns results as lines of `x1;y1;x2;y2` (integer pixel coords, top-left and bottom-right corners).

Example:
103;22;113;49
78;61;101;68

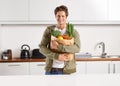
106;55;120;58
92;55;120;58
92;56;106;58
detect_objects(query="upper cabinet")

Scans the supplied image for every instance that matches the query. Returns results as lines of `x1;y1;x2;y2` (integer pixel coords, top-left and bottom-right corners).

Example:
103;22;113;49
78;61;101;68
29;0;108;23
0;0;29;21
29;0;60;22
60;0;108;21
109;0;120;20
0;0;120;24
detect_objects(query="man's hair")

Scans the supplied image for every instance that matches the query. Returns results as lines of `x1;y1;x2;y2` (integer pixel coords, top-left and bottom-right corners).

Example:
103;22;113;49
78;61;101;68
54;5;68;17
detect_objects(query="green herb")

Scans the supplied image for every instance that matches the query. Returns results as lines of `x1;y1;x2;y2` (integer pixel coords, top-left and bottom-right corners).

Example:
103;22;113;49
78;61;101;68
67;22;74;37
51;30;61;37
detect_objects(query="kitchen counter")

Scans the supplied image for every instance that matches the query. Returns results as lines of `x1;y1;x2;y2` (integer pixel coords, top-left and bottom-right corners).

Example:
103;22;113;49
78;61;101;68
0;58;120;62
0;58;45;62
0;74;120;86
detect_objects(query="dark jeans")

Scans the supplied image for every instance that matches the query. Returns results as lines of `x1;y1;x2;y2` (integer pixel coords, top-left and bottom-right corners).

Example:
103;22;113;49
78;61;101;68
45;68;64;75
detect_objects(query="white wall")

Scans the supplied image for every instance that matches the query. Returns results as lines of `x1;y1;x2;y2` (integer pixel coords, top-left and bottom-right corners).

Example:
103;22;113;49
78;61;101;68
0;24;46;58
0;24;120;58
75;25;120;55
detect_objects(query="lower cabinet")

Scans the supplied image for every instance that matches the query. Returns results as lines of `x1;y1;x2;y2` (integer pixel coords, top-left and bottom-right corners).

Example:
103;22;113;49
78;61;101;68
0;62;45;75
0;61;120;75
110;61;120;74
86;61;109;74
76;62;86;74
86;61;120;74
29;62;45;75
0;62;29;75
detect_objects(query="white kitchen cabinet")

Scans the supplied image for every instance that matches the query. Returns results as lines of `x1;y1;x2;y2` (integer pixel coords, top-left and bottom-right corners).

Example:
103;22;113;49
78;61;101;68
76;62;86;74
86;61;109;74
60;0;108;22
29;0;60;22
29;62;45;75
29;0;108;23
0;62;29;75
109;0;120;20
1;0;120;24
0;61;119;75
110;61;120;74
86;61;120;74
0;0;29;21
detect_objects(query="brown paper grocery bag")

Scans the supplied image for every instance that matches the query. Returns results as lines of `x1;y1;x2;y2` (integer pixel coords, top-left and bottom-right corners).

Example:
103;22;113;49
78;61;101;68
51;35;74;46
50;35;74;60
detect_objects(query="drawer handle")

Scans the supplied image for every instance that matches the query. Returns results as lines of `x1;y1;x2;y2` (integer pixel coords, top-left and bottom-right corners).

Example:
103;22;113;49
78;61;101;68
37;64;45;66
108;63;110;74
113;64;115;73
8;64;21;66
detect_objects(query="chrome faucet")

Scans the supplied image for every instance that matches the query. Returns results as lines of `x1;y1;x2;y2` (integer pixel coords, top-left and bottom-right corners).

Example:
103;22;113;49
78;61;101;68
95;42;107;58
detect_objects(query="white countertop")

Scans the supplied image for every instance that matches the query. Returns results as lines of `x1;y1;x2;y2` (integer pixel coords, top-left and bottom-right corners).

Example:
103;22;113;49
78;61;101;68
0;74;120;86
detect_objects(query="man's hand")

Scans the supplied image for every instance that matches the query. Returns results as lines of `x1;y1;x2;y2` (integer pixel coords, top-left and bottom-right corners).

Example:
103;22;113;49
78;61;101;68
58;53;73;61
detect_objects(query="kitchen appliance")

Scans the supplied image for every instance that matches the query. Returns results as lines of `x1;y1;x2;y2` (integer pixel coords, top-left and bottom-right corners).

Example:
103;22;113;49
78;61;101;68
31;49;46;59
1;49;12;60
20;44;30;59
1;52;8;60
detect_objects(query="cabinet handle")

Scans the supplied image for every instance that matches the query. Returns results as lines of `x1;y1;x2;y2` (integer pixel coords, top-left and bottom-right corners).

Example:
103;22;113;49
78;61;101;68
37;64;45;66
113;64;115;73
8;64;21;66
108;63;110;74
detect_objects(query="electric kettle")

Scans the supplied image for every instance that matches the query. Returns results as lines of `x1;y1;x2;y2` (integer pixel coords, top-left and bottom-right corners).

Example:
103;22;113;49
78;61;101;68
20;44;30;59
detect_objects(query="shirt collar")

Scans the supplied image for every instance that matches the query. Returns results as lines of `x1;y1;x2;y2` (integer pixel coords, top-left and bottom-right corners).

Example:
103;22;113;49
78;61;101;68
55;26;66;35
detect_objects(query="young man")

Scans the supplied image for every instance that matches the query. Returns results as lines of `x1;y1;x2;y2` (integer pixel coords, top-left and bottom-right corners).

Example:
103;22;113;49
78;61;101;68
39;5;80;75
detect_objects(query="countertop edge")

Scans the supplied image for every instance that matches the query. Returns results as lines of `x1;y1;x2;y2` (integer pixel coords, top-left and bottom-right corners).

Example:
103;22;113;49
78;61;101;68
1;58;120;62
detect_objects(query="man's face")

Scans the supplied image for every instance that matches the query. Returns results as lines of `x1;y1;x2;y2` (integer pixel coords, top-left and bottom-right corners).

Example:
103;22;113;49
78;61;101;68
55;11;67;25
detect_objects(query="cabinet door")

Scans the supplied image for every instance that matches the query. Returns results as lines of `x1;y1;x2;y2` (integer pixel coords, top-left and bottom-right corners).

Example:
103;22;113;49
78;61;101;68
29;62;45;75
109;0;120;20
0;0;28;21
111;61;120;74
29;0;59;22
86;61;109;74
0;62;29;75
60;0;107;21
76;62;86;74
